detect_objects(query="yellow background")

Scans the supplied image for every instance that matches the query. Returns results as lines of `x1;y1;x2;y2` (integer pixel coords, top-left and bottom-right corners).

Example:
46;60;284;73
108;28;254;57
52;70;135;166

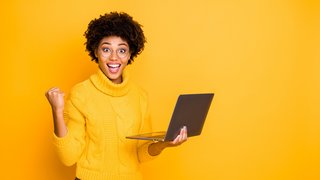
1;0;319;179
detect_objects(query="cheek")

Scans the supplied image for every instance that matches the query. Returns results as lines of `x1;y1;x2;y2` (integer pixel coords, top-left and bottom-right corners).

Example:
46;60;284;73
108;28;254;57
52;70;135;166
98;59;106;69
97;55;107;63
123;57;130;65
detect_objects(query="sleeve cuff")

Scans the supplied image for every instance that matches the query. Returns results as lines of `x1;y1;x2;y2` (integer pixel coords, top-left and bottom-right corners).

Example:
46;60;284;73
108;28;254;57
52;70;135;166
138;141;158;163
52;129;71;148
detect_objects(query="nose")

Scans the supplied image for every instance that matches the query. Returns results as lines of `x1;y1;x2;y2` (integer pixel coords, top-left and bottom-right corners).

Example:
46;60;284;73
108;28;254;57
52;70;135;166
109;51;118;60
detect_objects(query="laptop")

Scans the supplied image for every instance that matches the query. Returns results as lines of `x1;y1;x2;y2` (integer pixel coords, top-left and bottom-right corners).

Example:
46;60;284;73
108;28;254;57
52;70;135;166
126;93;214;142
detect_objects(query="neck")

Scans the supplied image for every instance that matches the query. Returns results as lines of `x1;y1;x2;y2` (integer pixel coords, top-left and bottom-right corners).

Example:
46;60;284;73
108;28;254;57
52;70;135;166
110;76;123;84
90;68;131;97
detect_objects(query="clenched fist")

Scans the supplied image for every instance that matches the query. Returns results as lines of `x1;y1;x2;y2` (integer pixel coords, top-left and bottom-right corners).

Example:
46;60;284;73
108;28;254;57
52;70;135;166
45;87;65;112
45;87;67;137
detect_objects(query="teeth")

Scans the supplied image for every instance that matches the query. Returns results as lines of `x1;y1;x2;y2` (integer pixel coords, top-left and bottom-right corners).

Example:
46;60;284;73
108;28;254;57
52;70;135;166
108;64;120;68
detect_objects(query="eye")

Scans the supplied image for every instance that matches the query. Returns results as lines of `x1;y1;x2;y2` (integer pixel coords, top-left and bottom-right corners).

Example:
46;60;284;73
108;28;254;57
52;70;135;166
102;48;111;52
118;48;127;54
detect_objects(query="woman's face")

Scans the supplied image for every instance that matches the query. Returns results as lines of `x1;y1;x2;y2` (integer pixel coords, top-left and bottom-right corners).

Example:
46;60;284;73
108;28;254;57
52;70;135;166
95;36;131;84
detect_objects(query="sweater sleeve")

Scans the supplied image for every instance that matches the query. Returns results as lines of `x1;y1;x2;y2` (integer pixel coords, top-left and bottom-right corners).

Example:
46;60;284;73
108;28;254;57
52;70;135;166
136;90;158;162
52;90;86;166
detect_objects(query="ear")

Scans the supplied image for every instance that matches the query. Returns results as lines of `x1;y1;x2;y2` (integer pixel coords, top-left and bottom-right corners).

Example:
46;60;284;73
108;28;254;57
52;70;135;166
94;48;98;58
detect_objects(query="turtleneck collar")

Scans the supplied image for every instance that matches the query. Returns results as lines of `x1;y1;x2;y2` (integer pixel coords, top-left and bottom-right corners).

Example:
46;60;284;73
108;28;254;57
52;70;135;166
90;68;132;97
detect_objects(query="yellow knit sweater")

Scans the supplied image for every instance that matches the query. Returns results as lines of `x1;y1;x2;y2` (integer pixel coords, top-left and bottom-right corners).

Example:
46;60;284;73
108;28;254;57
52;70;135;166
53;69;156;180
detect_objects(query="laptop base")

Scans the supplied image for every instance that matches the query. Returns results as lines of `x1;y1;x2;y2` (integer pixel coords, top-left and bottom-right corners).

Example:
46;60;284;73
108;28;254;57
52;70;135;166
126;131;167;142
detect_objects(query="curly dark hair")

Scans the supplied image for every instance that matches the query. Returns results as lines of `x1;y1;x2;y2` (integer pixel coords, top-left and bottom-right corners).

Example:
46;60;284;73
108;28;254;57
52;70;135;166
84;12;146;64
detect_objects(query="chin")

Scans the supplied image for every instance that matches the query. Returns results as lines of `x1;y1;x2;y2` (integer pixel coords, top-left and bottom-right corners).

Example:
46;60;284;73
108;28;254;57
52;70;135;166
107;72;122;82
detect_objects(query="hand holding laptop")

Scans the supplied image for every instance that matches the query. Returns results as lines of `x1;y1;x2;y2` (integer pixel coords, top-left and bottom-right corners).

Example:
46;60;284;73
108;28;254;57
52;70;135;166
127;93;214;156
168;126;188;145
148;126;188;156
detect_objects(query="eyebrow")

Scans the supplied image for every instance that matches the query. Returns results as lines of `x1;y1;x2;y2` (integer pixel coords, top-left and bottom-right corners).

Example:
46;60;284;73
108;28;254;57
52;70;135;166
100;42;128;47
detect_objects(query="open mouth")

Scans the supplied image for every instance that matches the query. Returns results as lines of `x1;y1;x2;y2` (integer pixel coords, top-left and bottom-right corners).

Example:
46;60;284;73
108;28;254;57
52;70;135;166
107;63;121;73
107;64;121;68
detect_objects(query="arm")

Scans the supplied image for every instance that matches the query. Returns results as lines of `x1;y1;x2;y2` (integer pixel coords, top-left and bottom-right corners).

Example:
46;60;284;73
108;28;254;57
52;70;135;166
148;126;188;156
45;87;67;137
45;87;86;166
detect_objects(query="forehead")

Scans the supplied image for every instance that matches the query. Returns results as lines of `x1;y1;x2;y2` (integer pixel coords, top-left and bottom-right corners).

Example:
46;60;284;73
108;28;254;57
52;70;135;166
99;36;128;46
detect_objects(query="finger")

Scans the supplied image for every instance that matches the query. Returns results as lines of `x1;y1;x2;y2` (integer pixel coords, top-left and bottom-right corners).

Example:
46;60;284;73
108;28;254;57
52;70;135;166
180;127;184;135
46;90;65;102
181;132;186;141
182;126;188;141
45;87;58;96
172;135;180;144
172;130;181;144
48;87;60;92
178;126;187;142
49;88;64;96
178;126;185;141
180;130;184;142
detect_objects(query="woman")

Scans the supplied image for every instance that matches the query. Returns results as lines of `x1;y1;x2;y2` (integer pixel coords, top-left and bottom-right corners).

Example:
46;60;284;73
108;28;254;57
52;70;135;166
45;12;187;180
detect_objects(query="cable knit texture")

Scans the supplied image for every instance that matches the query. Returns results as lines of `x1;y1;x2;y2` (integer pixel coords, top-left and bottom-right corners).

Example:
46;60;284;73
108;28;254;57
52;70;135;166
53;69;156;180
